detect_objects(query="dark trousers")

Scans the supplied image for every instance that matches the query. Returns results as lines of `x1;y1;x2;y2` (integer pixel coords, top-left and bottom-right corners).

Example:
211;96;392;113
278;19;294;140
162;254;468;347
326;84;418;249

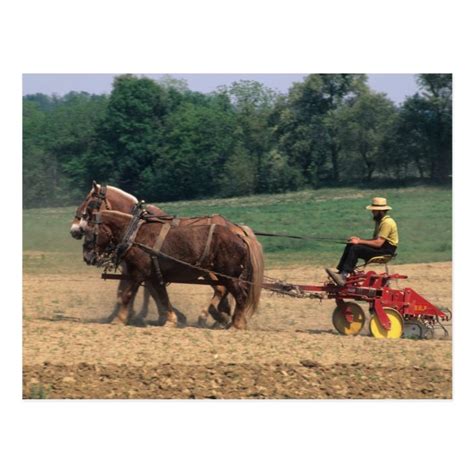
337;242;397;274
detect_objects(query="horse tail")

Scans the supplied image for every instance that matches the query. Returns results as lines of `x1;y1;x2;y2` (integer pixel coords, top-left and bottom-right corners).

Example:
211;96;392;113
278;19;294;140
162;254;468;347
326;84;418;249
240;234;264;319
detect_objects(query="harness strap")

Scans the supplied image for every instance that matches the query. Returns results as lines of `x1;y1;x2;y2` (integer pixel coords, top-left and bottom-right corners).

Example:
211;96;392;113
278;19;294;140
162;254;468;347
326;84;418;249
122;212;144;244
113;209;144;266
196;223;216;267
153;223;172;253
115;220;144;265
151;223;172;285
128;220;144;245
88;185;111;211
142;215;176;225
98;185;107;200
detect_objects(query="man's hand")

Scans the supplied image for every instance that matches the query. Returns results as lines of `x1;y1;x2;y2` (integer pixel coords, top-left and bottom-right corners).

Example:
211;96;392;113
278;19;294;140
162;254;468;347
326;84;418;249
347;236;386;248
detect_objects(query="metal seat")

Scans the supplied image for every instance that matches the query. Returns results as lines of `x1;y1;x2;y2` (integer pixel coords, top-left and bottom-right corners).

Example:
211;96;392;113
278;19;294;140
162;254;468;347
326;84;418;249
365;255;394;266
363;253;396;273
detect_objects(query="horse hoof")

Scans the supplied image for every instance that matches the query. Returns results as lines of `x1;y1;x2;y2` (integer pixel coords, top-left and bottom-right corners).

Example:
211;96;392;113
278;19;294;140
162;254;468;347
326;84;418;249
163;320;178;328
129;318;147;327
228;323;246;330
211;321;227;330
197;317;208;328
111;318;128;326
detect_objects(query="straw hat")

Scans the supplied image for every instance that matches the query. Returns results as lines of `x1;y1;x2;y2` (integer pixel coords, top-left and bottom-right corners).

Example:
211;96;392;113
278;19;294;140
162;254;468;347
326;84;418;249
366;197;392;211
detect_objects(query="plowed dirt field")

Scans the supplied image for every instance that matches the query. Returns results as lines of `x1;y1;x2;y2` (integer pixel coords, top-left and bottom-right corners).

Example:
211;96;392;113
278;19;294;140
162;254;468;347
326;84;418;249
23;262;452;399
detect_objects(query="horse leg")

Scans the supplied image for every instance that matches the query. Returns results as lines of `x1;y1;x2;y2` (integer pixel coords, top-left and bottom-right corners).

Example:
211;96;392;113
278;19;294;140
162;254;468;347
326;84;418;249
114;280;141;325
217;291;232;315
103;279;135;323
147;283;179;327
145;283;187;326
197;273;219;327
198;284;230;328
230;306;247;330
226;281;249;330
210;288;232;329
134;285;151;322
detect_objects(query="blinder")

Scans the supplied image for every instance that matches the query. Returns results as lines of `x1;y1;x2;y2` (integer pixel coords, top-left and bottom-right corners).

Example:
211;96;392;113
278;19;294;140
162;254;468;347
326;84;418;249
94;213;103;225
75;209;85;220
87;199;102;210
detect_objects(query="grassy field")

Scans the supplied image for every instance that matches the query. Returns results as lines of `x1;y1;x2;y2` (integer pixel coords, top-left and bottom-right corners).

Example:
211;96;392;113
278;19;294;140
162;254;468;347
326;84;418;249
23;185;452;273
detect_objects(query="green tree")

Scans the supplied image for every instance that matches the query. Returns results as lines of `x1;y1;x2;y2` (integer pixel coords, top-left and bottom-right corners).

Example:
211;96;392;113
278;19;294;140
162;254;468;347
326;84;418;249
416;74;452;180
258;149;305;193
273;74;368;184
382;74;452;182
48;92;108;199
218;80;278;192
23;93;60;112
156;93;237;200
218;145;257;197
333;90;397;181
23;92;107;206
23;100;56;207
93;74;166;197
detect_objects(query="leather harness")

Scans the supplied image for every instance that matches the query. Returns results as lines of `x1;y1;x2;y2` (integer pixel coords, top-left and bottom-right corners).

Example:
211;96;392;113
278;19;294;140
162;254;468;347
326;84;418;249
111;206;218;285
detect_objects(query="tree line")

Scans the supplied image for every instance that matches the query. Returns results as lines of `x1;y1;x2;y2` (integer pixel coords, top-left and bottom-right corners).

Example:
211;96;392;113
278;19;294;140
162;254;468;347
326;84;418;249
23;74;452;208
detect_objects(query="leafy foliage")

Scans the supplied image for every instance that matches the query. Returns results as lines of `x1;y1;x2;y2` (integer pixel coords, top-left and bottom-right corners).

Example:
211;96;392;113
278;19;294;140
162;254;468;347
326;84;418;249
23;74;452;208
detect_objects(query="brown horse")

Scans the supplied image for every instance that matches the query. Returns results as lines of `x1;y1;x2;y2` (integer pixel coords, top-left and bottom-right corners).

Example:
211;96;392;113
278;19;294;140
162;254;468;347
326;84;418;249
70;181;257;326
83;210;264;329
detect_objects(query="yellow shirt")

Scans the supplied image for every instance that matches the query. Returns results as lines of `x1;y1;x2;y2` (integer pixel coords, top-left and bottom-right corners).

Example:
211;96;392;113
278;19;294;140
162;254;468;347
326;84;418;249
373;215;399;246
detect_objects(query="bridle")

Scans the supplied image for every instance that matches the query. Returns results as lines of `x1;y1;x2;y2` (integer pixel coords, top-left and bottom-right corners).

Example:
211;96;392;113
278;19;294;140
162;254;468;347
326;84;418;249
75;185;111;222
85;212;116;268
86;202;145;269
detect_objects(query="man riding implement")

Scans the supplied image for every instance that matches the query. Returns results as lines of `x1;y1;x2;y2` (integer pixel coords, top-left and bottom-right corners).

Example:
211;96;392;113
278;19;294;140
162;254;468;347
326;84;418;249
326;197;399;286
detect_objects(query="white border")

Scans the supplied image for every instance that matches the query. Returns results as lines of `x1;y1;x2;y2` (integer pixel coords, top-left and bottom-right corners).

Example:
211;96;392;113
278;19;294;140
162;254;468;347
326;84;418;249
3;1;472;473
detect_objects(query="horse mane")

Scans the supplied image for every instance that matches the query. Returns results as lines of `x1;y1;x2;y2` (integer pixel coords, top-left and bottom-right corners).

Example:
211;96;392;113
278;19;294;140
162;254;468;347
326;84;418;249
106;185;139;204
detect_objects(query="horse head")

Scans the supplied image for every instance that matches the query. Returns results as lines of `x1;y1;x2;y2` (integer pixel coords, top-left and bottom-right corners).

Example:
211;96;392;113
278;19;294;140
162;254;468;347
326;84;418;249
71;181;170;241
70;181;140;239
82;212;117;266
70;181;101;239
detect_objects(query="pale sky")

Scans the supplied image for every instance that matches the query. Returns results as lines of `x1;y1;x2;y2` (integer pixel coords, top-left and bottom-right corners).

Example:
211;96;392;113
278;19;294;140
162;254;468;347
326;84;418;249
22;73;419;104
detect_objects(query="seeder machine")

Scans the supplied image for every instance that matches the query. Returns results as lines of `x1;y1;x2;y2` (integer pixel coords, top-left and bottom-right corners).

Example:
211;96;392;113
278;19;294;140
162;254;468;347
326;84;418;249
264;255;451;339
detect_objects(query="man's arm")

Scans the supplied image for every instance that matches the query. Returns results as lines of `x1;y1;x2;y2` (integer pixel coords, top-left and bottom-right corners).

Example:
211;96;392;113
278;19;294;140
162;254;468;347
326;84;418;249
348;236;386;248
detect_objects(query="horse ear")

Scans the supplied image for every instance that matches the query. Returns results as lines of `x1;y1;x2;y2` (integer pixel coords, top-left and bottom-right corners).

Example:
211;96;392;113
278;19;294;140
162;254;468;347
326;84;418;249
92;180;99;192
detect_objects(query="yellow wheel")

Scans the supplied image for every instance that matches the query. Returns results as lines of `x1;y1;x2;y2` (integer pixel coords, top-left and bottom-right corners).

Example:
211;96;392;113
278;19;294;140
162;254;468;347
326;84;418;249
332;302;366;336
369;307;404;339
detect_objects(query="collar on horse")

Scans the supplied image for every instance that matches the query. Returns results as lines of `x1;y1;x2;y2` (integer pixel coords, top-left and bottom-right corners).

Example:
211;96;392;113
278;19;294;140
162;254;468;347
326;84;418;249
90;204;143;269
112;202;146;267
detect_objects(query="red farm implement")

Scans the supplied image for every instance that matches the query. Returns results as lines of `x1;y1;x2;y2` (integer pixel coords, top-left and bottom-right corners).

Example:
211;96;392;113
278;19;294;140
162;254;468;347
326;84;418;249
263;256;451;339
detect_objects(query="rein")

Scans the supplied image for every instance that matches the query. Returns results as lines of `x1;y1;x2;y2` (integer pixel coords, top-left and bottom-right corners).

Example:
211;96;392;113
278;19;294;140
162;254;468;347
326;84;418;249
253;231;347;244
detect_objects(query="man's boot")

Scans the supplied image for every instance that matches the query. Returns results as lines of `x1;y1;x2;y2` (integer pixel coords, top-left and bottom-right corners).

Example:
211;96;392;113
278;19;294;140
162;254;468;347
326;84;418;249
325;268;347;286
